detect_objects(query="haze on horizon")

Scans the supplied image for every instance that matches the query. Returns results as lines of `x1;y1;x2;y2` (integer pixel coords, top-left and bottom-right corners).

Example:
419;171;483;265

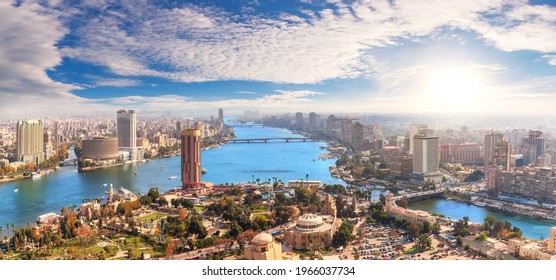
1;0;556;116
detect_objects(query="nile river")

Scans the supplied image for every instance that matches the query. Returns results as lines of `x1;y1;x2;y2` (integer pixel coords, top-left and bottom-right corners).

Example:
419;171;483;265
409;199;556;240
0;122;343;230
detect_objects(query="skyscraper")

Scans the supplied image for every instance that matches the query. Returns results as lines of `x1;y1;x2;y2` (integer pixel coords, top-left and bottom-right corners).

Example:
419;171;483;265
53;121;59;155
524;130;545;163
409;124;428;155
494;141;512;171
352;122;364;152
181;129;202;188
17;120;44;165
117;109;137;161
309;112;317;131
484;132;504;167
218;108;224;123
295;112;303;130
413;128;439;174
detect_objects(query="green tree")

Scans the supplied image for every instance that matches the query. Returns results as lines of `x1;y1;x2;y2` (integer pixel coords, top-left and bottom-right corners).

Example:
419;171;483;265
407;223;422;239
147;187;161;202
416;234;431;249
475;233;487;241
332;221;354;248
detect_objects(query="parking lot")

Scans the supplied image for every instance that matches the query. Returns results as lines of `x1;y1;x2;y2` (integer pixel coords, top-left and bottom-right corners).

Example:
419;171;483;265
353;223;474;260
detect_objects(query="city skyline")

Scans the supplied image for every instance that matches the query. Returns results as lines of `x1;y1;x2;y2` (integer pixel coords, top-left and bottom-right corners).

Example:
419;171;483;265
1;0;556;116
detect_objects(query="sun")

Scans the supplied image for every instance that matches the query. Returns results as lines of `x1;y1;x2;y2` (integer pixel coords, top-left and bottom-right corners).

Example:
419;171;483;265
424;66;485;112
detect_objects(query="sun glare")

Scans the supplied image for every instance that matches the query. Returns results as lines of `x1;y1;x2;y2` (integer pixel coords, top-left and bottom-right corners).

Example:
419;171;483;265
424;67;485;112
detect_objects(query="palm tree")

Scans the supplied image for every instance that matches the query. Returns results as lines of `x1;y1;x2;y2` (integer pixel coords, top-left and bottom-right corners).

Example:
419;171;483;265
0;226;2;241
5;224;8;239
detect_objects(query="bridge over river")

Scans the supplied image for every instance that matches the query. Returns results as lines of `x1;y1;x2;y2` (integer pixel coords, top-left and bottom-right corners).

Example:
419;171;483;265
227;137;320;143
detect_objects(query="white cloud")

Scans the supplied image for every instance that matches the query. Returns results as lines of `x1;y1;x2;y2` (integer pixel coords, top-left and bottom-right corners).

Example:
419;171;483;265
90;77;141;87
0;1;96;115
94;90;326;111
542;54;556;66
2;0;556;116
50;0;556;86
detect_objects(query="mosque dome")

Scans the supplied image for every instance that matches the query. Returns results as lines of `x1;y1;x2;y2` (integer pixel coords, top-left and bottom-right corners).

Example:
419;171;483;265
252;232;273;245
295;213;324;231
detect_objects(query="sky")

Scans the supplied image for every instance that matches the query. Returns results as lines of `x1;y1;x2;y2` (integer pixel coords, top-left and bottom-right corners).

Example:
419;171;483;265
1;0;556;117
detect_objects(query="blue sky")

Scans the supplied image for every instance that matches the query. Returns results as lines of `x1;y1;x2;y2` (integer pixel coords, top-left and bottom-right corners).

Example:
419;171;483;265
1;0;556;116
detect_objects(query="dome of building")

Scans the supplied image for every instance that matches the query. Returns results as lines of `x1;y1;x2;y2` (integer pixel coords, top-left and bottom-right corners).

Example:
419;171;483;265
295;213;324;231
252;232;273;245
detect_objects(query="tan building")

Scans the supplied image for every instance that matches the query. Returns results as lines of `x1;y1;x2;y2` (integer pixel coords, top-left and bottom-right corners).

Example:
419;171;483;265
508;238;525;255
320;194;337;217
16;120;44;165
519;243;556;260
384;193;436;225
549;226;556;253
283;213;341;250
244;232;284;260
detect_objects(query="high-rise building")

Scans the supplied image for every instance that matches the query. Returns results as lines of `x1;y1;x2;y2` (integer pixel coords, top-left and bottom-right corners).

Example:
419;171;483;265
117;109;137;161
352;122;364;152
413;128;439;174
53;121;59;155
218;108;224;123
181;129;202;188
16;120;44;165
484;132;504;167
524;130;545;163
409;124;428;155
295;112;303;130
308;112;317;131
494;141;511;171
176;121;182;132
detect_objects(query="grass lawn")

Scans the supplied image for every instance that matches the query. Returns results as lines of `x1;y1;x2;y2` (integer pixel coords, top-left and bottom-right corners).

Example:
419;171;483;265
138;212;166;223
404;246;431;254
194;206;205;212
49;238;109;259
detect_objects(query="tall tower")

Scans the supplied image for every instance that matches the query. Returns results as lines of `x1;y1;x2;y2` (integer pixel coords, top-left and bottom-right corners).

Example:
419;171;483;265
549;226;556;253
108;184;114;204
308;112;317;131
181;129;202;188
413;128;439;174
484;132;503;167
295;112;303;130
524;130;545;163
53;121;59;155
117;109;137;160
218;108;224;123
409;124;428;155
352;122;364;152
16;120;44;165
494;141;512;171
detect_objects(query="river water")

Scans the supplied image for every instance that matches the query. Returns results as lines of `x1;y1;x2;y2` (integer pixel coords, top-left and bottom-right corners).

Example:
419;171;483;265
409;199;556;240
0;121;343;230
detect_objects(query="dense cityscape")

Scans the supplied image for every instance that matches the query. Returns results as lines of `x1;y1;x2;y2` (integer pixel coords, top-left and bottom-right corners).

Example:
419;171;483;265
0;108;555;260
1;3;556;278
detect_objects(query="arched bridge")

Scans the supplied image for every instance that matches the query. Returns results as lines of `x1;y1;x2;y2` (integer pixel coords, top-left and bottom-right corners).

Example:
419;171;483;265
228;124;266;128
228;137;320;143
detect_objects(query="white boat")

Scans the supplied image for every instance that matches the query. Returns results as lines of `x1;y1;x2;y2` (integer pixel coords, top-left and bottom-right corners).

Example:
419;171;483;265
473;201;486;207
201;167;207;174
103;183;108;187
32;173;42;179
13;189;18;192
168;176;178;180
